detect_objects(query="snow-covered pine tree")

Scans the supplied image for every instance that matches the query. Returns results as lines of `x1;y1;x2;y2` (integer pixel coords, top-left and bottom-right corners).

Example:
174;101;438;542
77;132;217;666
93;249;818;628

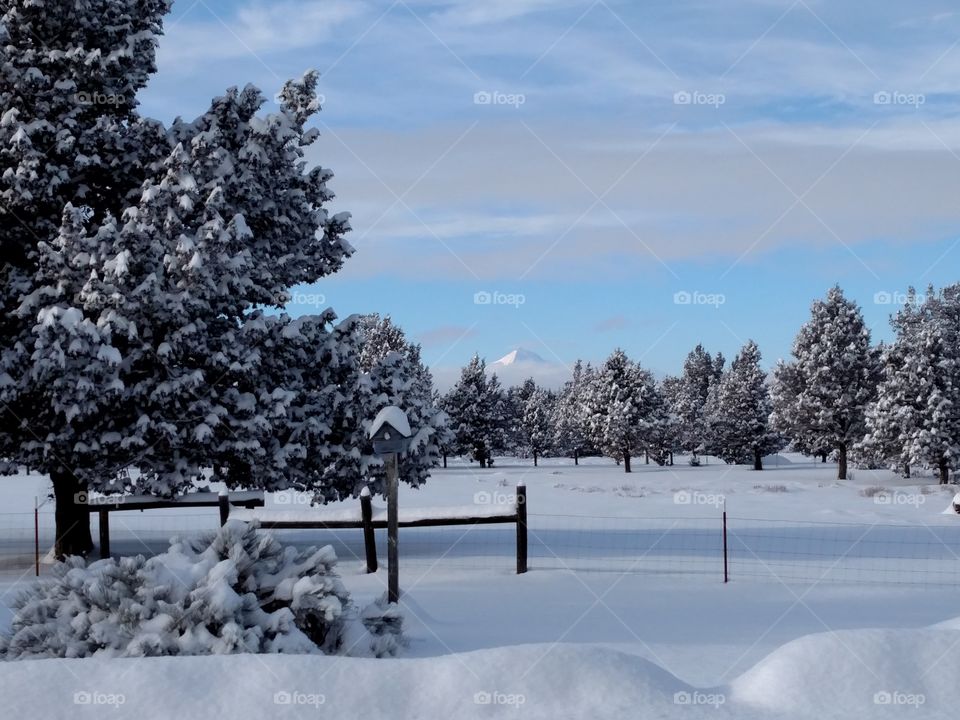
865;286;960;483
6;57;353;553
355;314;410;372
505;378;538;456
332;315;450;500
521;386;555;466
583;349;660;472
552;360;593;464
442;355;508;467
862;336;916;476
704;340;781;469
658;375;684;465
771;286;880;480
0;0;174;555
671;344;722;462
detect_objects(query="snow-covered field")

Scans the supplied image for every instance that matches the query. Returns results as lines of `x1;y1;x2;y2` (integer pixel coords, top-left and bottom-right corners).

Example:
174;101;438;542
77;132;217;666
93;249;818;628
2;454;959;718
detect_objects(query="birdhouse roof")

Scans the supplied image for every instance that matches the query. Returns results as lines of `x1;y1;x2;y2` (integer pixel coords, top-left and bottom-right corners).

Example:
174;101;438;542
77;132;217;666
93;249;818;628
369;406;411;438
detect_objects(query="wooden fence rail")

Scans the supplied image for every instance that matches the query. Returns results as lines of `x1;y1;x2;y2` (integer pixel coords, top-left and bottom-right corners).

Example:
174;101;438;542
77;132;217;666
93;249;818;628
77;491;265;559
225;484;528;574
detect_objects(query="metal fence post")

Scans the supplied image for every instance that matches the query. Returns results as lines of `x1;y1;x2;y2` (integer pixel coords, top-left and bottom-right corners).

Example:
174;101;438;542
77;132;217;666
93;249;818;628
516;484;528;574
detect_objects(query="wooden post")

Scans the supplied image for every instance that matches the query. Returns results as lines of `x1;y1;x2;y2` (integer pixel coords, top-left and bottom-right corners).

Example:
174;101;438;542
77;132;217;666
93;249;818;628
516;483;528;574
98;509;110;559
34;497;39;577
385;453;400;603
360;487;378;573
218;492;230;526
722;504;729;584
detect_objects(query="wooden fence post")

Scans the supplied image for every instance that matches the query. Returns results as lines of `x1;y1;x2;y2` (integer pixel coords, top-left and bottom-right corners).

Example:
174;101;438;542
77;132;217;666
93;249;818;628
34;497;39;577
218;492;230;526
99;509;110;559
385;453;400;603
360;487;378;573
516;483;528;574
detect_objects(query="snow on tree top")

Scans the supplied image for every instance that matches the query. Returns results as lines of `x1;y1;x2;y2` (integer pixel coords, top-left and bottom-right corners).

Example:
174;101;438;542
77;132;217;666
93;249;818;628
369;406;411;438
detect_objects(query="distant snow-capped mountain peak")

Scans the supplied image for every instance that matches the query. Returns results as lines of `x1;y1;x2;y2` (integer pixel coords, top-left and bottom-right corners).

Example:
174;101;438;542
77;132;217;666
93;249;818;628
489;348;548;366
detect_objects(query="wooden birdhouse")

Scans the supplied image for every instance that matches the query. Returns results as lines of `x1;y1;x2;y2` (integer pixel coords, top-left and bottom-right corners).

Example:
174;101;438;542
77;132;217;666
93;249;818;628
369;406;412;455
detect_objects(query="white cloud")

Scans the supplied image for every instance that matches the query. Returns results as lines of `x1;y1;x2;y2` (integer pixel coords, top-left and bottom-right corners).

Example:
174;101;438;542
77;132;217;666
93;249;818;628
156;0;366;69
313;117;960;281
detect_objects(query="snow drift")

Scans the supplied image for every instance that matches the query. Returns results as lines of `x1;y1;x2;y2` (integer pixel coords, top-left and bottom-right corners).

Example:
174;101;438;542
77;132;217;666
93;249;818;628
1;623;956;718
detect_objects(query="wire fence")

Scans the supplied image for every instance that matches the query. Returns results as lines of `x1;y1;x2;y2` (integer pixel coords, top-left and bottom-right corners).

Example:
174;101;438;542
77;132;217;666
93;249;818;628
3;508;960;588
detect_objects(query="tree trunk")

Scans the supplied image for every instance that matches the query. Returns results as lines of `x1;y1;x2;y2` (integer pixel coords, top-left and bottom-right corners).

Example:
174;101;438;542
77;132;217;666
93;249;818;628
669;451;674;466
837;445;848;480
753;447;763;471
903;464;910;479
821;453;827;463
533;450;538;467
573;448;579;466
51;467;93;559
939;458;949;485
623;452;632;473
645;450;649;465
442;451;447;469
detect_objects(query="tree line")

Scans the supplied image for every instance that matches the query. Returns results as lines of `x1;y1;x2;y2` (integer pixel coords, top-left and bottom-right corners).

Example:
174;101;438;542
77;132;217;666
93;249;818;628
440;286;960;485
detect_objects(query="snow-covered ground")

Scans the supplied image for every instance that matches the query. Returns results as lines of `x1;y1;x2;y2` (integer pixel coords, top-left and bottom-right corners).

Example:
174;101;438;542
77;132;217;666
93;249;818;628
2;454;959;718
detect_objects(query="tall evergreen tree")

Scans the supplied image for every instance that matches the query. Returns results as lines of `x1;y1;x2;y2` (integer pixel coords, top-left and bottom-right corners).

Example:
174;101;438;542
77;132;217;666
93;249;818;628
0;0;375;555
520;387;554;466
583;349;660;473
705;340;781;469
668;344;723;462
356;314;409;372
505;378;537;455
552;360;593;464
0;0;174;555
771;286;880;480
865;286;960;483
442;356;508;468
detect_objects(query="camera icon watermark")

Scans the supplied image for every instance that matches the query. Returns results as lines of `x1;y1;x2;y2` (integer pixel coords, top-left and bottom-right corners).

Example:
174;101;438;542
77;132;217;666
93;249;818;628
474;290;526;308
673;90;725;108
73;690;126;707
74;91;126;106
289;292;327;307
274;492;314;506
674;490;725;508
474;490;525;506
274;690;326;708
872;290;924;306
473;690;526;707
673;691;726;707
74;492;113;506
873;690;925;707
673;290;725;308
474;90;525;108
873;91;924;108
873;492;925;508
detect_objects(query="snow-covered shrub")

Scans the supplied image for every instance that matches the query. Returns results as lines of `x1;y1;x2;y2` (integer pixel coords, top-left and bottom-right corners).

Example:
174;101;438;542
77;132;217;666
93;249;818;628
0;522;357;659
340;594;406;659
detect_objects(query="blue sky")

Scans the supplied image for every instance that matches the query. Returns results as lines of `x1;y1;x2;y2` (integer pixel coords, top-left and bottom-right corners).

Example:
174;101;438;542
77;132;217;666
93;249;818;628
140;0;960;387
